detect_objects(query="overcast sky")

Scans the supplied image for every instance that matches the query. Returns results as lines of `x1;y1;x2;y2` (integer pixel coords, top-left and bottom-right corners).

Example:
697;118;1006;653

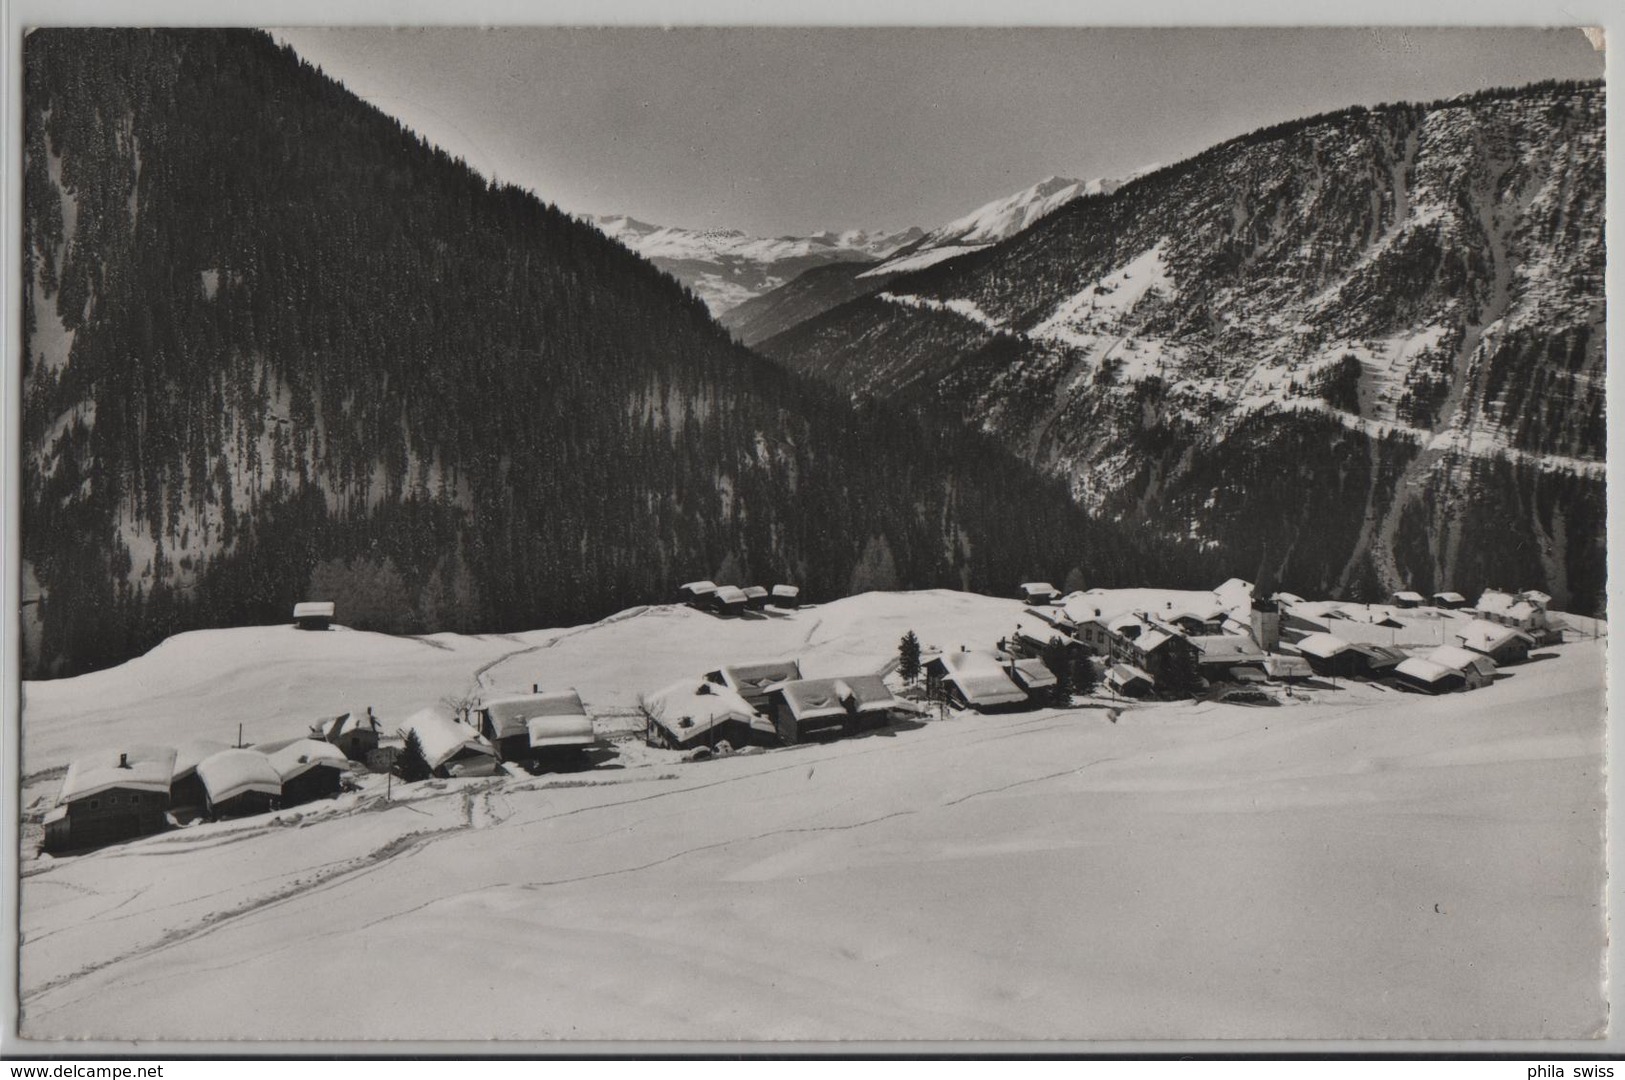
272;27;1603;236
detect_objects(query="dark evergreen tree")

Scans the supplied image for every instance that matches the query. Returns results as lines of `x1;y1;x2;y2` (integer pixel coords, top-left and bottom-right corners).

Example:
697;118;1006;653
394;729;433;782
897;630;922;685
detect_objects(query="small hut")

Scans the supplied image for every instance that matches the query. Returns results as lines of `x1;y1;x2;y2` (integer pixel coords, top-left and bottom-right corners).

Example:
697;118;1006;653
742;586;771;611
770;584;802;609
1390;590;1426;609
677;581;718;608
292;601;335;631
711;585;751;616
1393;657;1466;695
268;739;351;806
197;748;283;819
43;746;177;853
1019;582;1061;606
1293;633;1364;678
1432;591;1468;609
1424;645;1497;690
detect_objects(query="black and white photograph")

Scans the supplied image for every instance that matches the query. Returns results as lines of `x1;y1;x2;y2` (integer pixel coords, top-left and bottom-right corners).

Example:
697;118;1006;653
5;4;1613;1054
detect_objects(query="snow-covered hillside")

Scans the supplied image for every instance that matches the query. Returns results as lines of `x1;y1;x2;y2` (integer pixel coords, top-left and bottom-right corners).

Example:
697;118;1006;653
18;591;1606;1041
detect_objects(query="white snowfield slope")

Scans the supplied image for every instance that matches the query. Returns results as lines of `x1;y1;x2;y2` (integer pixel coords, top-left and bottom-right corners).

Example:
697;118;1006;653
18;591;1605;1041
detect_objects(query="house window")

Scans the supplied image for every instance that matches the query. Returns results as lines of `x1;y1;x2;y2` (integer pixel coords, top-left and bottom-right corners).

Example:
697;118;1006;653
88;799;99;810
130;794;141;805
107;795;118;806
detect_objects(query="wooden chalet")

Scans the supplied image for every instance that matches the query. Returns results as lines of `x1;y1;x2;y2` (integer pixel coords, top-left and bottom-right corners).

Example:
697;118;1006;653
705;659;804;712
1393;657;1466;695
770;584;802;609
742;585;771;611
398;709;500;777
1473;589;1560;643
196;748;283;819
1455;619;1537;665
1187;633;1267;677
1424;645;1497;690
1345;642;1408;675
644;678;774;751
292;601;335;631
1432;591;1468;609
1005;657;1061;704
1389;590;1426;609
43;746;177;853
169;739;230;812
765;675;902;744
469;690;596;762
1105;663;1154;697
712;585;751;616
925;651;1029;712
1262;655;1313;681
1292;633;1365;678
311;706;380;760
268;739;350;806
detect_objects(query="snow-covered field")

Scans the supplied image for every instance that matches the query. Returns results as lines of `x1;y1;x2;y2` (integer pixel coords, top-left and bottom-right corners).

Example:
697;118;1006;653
17;591;1606;1042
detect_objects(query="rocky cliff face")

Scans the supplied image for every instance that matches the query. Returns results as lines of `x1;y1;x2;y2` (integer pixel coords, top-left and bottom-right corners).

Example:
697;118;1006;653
760;82;1605;612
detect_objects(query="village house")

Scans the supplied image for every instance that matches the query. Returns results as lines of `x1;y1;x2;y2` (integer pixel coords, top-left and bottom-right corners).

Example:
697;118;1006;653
196;748;283;819
1432;591;1468;609
311;706;380;760
43;746;178;853
643;678;772;751
770;584;801;609
1186;633;1268;680
1344;642;1408;676
169;738;230;812
764;675;903;744
399;709;500;777
1424;645;1498;690
269;739;351;806
1390;590;1426;609
292;600;335;631
1393;657;1467;695
1262;654;1313;681
1473;589;1562;643
1456;619;1537;665
925;650;1030;712
705;660;804;713
466;690;596;763
1292;633;1365;679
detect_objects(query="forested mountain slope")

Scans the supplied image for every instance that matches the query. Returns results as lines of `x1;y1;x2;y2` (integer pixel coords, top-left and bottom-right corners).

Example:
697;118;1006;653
20;29;1196;677
760;82;1606;613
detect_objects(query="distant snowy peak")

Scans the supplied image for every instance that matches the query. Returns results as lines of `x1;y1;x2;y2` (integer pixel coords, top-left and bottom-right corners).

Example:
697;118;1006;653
587;214;918;267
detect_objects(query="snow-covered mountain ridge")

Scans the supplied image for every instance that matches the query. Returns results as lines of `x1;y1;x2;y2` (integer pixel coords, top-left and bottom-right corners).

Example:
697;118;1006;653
760;81;1605;612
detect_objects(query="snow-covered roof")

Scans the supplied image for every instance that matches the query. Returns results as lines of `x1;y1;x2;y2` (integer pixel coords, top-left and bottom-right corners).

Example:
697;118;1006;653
480;691;589;740
930;651;1028;706
1475;590;1518;615
1521;590;1552;607
714;585;750;606
1107;663;1154;689
1432;592;1467;604
196;748;282;805
775;675;898;722
742;586;770;600
679;580;717;594
172;739;230;782
1294;633;1351;659
292;601;335;619
60;746;178;805
1187;634;1266;664
1426;645;1498;678
771;584;800;598
313;708;378;742
1392;591;1426;603
1008;658;1057;690
1212;578;1254;613
713;660;804;697
1263;655;1313;679
1020;582;1059;598
1456;619;1536;655
1394;657;1458;685
267;739;351;783
398;709;498;771
645;679;763;740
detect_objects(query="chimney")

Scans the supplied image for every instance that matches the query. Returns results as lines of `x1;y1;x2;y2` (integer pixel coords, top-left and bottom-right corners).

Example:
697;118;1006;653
532;683;539;693
118;752;129;769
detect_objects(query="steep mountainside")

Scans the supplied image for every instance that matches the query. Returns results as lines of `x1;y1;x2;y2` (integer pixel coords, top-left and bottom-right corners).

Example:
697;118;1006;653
587;214;920;315
720;175;1131;346
761;83;1606;612
21;29;1200;677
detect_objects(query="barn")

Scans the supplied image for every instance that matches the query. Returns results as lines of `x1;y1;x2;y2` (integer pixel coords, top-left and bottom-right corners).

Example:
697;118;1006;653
169;739;230;812
196;748;283;819
643;678;772;751
292;601;335;631
269;739;351;806
705;660;804;712
766;675;902;744
43;746;177;853
398;709;500;777
925;651;1029;712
